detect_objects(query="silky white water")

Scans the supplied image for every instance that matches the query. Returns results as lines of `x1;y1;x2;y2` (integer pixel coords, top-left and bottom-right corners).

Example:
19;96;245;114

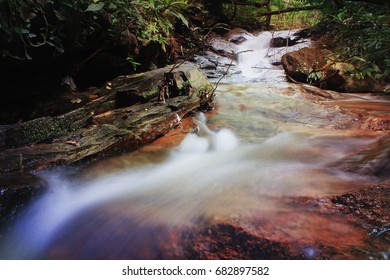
237;31;273;77
233;30;311;83
0;112;375;259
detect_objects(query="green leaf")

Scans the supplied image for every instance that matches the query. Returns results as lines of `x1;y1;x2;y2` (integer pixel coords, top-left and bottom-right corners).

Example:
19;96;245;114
176;12;188;27
14;27;30;34
352;56;366;62
85;3;105;12
108;3;117;10
25;49;32;60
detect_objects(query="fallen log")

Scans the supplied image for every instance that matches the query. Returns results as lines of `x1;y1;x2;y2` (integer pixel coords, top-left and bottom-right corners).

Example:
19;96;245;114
0;63;211;176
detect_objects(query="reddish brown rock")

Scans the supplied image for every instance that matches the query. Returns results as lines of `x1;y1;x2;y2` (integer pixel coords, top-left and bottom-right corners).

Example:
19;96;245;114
281;47;332;83
183;222;298;260
336;134;390;179
281;47;385;93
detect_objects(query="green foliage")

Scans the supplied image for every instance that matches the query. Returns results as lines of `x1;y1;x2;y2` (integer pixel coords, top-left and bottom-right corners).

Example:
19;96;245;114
270;0;321;29
302;0;390;81
329;4;390;80
223;1;263;29
0;0;189;60
126;55;140;70
221;0;321;29
112;0;189;50
306;67;323;83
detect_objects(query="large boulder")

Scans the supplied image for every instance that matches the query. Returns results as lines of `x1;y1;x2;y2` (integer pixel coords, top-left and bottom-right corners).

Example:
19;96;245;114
281;47;385;93
281;47;332;83
327;62;383;92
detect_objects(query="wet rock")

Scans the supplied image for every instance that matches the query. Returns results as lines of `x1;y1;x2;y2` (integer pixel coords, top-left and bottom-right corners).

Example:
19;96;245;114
330;184;390;244
7;182;389;259
326;62;383;93
281;47;385;93
183;223;298;260
193;55;218;70
0;184;45;237
206;32;237;59
293;28;312;40
224;28;252;44
193;51;237;80
305;184;390;230
270;37;298;48
361;117;390;131
283;183;390;259
336;135;390;179
343;75;384;93
369;224;390;238
0;64;212;177
281;47;332;83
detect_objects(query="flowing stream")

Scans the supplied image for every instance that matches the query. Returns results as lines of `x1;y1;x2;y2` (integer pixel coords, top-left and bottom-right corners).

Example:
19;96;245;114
1;32;389;259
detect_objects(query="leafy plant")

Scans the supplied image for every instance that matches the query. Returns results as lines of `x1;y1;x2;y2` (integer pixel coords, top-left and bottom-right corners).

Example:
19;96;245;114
131;0;189;50
302;0;390;81
331;5;390;80
0;0;190;60
307;67;323;83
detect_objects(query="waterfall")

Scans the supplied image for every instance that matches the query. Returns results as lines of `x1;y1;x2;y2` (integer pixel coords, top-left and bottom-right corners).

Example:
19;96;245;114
237;31;273;78
234;30;311;83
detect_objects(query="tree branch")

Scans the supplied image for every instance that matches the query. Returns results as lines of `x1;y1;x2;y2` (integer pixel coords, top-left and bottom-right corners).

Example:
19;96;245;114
257;5;323;17
345;0;390;6
229;0;270;8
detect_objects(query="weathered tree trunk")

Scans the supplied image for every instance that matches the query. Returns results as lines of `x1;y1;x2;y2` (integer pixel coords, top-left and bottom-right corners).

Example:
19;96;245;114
257;5;323;17
230;0;269;8
265;1;272;27
345;0;389;5
0;64;212;175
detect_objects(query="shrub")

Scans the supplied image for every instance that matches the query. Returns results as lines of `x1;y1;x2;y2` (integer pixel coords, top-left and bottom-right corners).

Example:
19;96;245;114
0;0;189;60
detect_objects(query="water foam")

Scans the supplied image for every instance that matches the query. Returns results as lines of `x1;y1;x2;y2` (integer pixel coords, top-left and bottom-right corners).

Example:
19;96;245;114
237;31;273;78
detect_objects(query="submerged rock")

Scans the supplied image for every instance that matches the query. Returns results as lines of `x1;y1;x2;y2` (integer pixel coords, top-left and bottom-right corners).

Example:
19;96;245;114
336;134;390;179
183;222;298;260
